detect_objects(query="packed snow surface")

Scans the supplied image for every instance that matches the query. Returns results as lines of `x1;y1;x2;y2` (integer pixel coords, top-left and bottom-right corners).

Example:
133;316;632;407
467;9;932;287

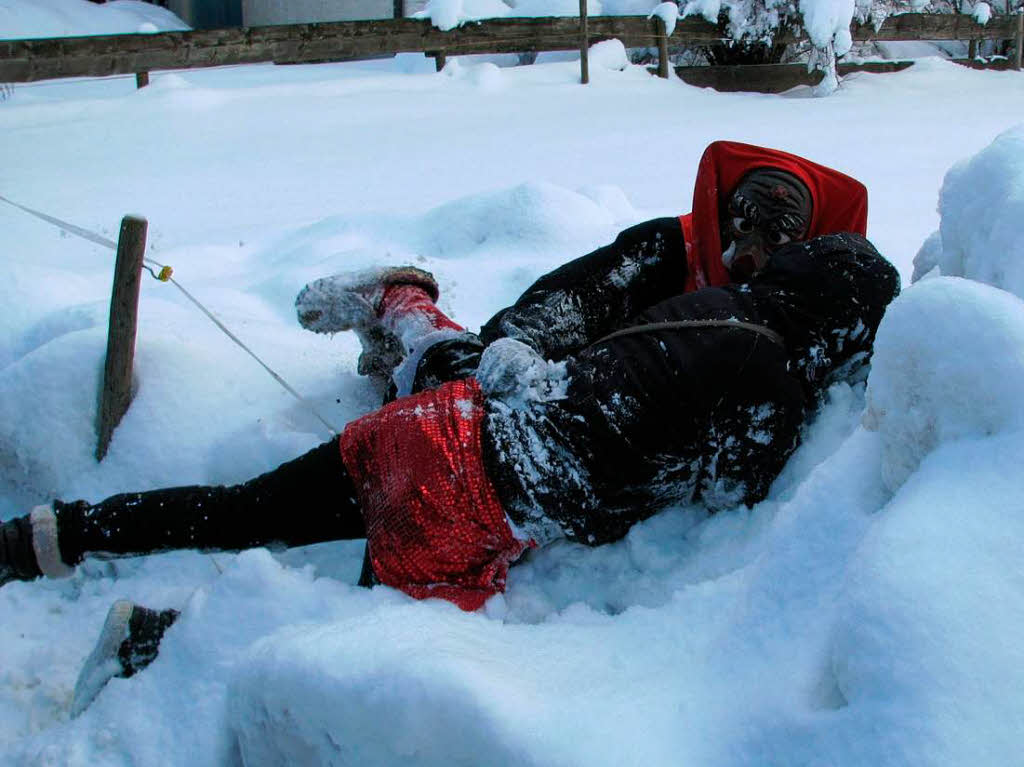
3;1;1024;764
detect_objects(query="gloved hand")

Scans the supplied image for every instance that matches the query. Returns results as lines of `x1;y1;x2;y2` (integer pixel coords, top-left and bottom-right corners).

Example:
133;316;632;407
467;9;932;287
476;338;568;405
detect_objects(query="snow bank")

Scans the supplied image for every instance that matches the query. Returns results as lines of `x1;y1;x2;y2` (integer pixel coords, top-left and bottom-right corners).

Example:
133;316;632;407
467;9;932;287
0;0;188;40
913;123;1024;300
825;429;1024;766
864;276;1024;492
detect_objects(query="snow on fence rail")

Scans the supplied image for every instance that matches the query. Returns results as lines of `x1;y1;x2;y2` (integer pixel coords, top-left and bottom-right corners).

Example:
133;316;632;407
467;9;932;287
0;13;1020;88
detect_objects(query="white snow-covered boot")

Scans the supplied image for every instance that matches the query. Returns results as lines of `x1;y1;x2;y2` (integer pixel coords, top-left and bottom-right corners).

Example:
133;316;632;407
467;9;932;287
0;505;74;587
71;600;180;717
296;266;468;392
295;266;440;335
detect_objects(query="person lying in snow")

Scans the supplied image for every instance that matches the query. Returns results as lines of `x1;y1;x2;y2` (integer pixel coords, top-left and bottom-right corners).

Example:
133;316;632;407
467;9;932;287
0;142;898;715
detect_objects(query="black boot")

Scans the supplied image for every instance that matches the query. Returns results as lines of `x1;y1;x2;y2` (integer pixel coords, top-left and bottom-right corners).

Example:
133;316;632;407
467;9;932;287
1;505;76;588
71;600;180;716
0;514;42;587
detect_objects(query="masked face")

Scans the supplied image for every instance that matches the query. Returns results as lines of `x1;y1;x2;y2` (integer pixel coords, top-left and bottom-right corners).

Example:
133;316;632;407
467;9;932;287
720;169;813;280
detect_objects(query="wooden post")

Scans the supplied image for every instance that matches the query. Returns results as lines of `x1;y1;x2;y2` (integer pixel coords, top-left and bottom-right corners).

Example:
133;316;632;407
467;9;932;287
656;17;669;78
96;215;147;461
968;38;977;60
135;71;149;88
432;51;447;71
1016;12;1023;70
579;0;589;84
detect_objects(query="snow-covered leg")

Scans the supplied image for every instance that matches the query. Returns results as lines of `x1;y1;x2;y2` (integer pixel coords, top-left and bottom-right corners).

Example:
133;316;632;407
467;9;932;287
295;266;481;396
295;266;444;391
378;283;483;397
71;600;180;717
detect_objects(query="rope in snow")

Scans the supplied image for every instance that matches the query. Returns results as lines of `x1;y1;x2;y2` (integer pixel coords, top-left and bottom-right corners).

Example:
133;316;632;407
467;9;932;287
0;193;341;436
590;319;785;349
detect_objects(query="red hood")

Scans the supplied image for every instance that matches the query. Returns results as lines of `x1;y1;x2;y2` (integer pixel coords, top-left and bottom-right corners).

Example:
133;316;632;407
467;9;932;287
683;141;868;290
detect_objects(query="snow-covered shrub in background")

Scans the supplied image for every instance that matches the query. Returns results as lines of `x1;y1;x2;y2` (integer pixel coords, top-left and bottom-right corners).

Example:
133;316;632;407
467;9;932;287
913;124;1024;300
864;277;1024;492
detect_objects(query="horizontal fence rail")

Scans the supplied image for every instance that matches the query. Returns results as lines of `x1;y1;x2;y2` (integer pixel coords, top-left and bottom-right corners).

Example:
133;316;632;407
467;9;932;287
0;13;1020;84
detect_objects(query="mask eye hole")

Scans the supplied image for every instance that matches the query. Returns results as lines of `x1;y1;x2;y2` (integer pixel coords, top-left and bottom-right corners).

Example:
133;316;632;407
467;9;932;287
732;217;754;234
766;230;792;246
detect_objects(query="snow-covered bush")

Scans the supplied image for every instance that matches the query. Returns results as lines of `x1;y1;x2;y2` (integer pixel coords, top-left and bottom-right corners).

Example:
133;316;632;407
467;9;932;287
913;124;1024;300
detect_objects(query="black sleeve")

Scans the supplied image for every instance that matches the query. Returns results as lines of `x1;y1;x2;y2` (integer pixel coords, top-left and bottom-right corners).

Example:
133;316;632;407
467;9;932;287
746;233;901;395
478;217;688;360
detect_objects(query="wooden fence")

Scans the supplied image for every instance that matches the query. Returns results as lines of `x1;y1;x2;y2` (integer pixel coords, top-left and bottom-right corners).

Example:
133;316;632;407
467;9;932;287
1;12;1021;90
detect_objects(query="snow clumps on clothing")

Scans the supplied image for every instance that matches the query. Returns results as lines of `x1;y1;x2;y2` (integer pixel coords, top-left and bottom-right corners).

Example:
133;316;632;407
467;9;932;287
476;337;569;405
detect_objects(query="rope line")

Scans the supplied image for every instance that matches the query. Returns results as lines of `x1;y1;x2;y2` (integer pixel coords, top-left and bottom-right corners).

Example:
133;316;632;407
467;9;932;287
0;193;340;436
589;318;785;349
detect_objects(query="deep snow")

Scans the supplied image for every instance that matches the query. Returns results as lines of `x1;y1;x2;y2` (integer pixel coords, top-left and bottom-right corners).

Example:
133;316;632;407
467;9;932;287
3;1;1024;765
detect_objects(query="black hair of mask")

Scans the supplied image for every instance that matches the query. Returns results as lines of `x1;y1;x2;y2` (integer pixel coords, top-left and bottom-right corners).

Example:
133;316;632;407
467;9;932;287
722;169;813;247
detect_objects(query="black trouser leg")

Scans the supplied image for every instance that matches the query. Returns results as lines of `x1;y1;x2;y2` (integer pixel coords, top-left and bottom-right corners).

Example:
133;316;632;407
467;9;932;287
54;438;365;565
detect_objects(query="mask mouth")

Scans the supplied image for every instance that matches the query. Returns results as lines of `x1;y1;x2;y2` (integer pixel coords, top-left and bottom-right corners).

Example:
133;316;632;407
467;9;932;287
723;235;771;279
721;241;738;270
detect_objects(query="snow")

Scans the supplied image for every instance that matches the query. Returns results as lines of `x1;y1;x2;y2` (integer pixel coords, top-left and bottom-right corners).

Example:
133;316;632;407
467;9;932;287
913;123;1024;299
414;0;512;31
649;1;680;36
865;277;1024;492
973;2;993;24
0;0;189;40
4;1;1024;764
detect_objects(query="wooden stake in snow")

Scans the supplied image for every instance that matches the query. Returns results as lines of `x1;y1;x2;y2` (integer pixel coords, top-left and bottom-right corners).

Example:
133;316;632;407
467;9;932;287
579;0;589;84
1016;13;1023;71
97;215;147;461
656;17;670;78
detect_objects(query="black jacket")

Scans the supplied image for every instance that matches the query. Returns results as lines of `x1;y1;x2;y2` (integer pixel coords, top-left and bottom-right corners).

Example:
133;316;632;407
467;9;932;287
481;230;900;546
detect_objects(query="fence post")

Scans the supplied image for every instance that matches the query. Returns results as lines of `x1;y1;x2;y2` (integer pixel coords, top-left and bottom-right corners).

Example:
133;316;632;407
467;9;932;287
136;71;149;88
1016;12;1023;70
96;215;148;461
579;0;589;84
656;17;669;78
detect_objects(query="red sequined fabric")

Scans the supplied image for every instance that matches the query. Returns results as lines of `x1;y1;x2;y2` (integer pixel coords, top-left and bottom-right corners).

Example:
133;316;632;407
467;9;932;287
381;284;464;332
339;378;530;611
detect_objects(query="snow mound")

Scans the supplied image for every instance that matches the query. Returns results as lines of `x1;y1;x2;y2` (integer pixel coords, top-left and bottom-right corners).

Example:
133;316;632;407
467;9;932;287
588;38;629;71
0;0;188;40
913;124;1024;300
824;429;1024;765
228;606;541;767
864;276;1024;492
413;0;511;31
417;181;620;258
